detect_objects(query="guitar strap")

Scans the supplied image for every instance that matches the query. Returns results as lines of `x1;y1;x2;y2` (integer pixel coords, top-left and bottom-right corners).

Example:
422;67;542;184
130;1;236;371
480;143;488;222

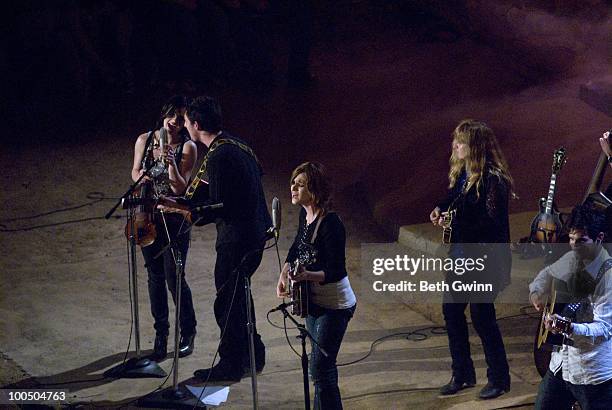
184;137;261;200
595;258;612;283
310;213;325;244
562;257;612;320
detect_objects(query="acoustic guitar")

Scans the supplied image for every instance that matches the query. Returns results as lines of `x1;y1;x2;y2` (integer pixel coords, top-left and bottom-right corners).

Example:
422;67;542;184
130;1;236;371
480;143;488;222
288;246;317;318
533;279;574;377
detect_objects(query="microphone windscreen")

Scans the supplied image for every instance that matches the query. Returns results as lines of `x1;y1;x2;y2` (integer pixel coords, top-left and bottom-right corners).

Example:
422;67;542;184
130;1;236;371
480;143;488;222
159;127;168;148
272;197;281;230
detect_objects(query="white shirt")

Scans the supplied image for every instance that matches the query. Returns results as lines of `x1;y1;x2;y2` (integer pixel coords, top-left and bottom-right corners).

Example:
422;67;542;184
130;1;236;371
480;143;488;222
529;247;612;385
311;277;357;310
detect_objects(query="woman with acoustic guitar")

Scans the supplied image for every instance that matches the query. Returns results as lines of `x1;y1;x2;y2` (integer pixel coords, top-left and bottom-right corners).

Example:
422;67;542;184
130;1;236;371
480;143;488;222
277;161;356;410
429;119;514;399
130;95;198;361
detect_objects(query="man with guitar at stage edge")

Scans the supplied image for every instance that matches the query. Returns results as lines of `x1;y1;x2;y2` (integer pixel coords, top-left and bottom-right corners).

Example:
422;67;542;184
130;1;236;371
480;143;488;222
164;95;271;382
529;204;612;409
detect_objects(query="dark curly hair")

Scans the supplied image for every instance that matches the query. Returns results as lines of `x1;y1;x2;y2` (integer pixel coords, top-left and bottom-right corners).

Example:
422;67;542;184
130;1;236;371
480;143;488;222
290;162;332;212
567;204;607;241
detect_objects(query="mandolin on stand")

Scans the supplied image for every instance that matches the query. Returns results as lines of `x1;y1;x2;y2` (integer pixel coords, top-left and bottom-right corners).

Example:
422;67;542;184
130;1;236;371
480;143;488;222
529;148;567;244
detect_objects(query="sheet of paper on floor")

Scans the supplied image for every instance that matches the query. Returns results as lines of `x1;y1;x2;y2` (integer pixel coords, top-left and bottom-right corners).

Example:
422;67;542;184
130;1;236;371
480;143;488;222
186;385;230;406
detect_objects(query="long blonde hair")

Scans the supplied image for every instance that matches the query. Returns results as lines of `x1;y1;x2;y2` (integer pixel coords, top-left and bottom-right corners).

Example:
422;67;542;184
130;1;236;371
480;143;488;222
448;119;515;197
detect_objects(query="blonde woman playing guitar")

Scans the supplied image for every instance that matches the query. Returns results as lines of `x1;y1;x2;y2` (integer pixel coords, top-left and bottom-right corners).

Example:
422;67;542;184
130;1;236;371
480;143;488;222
429;119;514;399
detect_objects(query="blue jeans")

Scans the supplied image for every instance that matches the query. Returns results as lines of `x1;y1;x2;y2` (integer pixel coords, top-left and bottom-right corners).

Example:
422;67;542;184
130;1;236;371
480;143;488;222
536;370;612;410
306;303;355;410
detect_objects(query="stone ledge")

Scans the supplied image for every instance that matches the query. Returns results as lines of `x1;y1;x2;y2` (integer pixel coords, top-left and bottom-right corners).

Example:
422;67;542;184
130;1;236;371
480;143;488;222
396;211;540;324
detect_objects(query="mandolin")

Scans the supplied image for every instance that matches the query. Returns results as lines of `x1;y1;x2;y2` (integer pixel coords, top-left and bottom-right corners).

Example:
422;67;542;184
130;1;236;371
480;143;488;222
530;148;567;243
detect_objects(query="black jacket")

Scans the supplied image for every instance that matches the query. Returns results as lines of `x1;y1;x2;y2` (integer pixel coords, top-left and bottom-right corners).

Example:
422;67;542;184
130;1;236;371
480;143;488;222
438;169;510;244
437;168;512;292
286;209;348;285
192;133;272;249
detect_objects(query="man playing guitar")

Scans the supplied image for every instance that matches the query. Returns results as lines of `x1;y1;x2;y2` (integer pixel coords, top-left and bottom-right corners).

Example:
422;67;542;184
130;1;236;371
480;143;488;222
529;205;612;409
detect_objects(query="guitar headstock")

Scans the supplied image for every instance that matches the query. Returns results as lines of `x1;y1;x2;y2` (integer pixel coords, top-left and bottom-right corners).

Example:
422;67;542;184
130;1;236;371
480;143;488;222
552;147;567;174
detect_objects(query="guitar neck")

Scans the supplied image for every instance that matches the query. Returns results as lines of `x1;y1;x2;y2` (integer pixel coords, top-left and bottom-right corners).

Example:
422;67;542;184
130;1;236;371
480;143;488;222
544;173;558;214
293;261;302;275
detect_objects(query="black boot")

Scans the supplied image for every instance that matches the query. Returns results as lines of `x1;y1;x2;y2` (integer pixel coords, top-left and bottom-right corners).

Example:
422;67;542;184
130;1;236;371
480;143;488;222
479;382;510;399
440;375;476;395
242;349;265;377
179;334;195;358
150;334;168;362
194;361;243;383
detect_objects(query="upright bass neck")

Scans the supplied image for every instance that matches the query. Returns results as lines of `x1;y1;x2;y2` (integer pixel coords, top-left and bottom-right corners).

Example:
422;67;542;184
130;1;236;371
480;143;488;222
583;151;608;202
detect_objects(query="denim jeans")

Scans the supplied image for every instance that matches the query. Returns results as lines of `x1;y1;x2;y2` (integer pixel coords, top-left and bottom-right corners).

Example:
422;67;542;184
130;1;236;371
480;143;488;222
306;303;356;410
142;213;197;337
442;302;509;386
536;370;612;410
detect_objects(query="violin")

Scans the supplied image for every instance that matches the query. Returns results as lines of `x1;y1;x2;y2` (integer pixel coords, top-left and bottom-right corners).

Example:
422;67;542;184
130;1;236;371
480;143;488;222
124;180;157;247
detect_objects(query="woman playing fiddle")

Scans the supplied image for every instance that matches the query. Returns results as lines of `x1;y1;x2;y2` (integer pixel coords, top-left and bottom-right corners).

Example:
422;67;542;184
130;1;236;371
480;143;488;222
130;95;198;361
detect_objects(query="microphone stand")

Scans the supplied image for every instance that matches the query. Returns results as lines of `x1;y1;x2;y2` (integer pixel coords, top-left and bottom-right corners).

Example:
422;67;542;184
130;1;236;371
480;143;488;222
104;163;167;379
226;245;267;410
278;305;328;410
144;242;262;409
140;215;206;408
139;205;222;409
245;268;259;410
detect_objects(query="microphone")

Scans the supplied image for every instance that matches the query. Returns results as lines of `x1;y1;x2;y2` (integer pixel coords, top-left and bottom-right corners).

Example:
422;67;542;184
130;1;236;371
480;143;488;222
159;127;168;168
271;196;281;238
268;300;296;313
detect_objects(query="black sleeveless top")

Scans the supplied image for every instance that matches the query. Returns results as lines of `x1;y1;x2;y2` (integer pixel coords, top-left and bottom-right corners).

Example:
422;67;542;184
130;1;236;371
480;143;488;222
142;131;190;196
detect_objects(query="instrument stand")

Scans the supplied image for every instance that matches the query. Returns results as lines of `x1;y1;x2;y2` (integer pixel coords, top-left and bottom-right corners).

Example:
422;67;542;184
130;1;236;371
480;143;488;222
280;306;329;410
104;208;166;379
